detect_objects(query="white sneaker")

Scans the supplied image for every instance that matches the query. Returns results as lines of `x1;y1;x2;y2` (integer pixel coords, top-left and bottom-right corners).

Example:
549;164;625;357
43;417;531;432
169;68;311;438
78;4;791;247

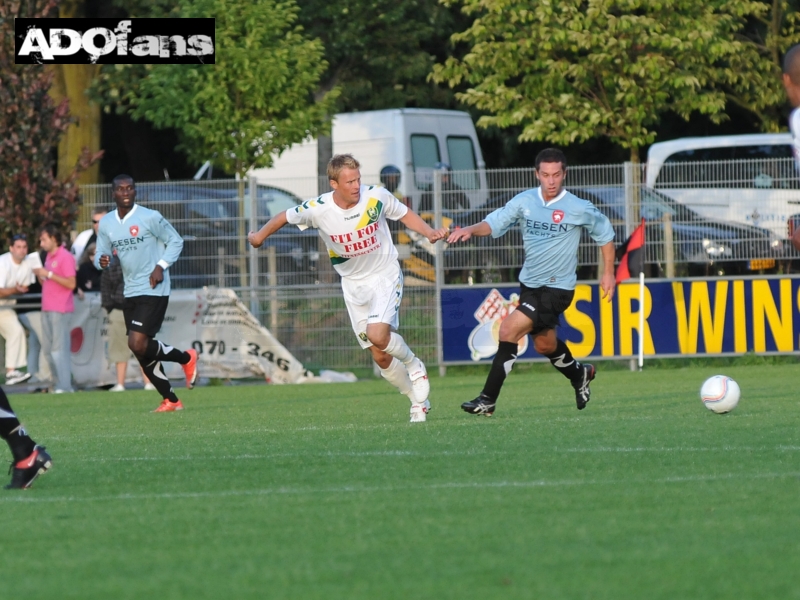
5;370;32;385
407;358;430;404
109;384;126;392
144;382;156;391
410;399;431;423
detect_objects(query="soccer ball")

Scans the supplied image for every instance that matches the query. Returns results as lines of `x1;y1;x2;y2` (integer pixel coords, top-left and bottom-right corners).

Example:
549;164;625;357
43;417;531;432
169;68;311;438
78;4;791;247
700;375;741;414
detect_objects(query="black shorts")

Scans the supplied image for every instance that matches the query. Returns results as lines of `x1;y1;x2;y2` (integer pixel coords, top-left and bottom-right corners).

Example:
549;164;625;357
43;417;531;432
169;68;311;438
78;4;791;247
514;284;575;335
123;295;169;337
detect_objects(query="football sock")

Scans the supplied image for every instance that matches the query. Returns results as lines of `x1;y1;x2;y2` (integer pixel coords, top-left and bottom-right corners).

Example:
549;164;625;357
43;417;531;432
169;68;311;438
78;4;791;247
545;339;582;382
0;389;36;462
143;339;190;364
481;341;518;400
137;357;180;403
379;358;415;401
384;333;414;365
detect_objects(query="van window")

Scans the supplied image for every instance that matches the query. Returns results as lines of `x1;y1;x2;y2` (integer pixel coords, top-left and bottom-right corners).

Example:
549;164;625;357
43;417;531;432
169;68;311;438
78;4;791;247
654;145;799;189
411;134;441;188
446;136;480;190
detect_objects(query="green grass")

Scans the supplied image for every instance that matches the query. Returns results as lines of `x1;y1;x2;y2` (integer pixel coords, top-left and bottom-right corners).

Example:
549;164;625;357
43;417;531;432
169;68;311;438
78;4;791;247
2;363;799;599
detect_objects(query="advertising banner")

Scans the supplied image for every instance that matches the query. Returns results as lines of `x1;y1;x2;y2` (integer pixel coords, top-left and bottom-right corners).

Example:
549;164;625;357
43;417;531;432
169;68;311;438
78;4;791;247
40;288;309;387
441;276;800;364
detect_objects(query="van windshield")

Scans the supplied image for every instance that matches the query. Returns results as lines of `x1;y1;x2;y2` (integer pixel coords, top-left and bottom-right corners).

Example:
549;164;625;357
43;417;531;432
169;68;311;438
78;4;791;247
446;136;479;190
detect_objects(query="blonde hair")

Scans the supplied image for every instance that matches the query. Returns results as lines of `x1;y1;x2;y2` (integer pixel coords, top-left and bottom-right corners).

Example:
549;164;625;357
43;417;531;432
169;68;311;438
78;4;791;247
327;154;360;182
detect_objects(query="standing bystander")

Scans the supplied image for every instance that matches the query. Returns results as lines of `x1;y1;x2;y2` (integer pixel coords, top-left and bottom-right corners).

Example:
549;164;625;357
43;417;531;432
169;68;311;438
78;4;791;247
33;224;77;394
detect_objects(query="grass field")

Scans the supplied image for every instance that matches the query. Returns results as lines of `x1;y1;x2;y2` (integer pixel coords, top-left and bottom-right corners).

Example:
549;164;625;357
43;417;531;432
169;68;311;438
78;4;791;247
1;363;799;599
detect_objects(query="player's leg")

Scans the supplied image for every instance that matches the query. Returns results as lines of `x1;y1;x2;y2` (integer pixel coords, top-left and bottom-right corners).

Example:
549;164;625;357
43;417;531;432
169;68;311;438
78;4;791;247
0;386;51;489
124;296;192;411
530;288;594;410
462;308;533;416
341;276;422;421
362;268;430;409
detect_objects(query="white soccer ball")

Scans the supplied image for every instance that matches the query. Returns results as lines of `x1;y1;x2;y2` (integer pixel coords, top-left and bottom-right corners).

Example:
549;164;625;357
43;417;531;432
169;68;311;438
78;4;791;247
700;375;741;414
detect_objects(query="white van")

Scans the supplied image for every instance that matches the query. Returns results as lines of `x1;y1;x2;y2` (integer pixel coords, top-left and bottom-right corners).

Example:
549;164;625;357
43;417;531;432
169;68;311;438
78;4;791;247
248;108;489;210
645;133;800;238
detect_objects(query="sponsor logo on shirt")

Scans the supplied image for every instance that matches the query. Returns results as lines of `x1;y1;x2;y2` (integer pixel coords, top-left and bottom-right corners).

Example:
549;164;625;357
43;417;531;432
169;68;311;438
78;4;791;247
344;213;361;221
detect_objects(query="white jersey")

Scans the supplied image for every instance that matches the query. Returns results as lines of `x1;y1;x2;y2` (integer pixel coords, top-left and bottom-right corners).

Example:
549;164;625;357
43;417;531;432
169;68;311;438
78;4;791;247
286;185;408;280
0;252;34;307
790;108;800;172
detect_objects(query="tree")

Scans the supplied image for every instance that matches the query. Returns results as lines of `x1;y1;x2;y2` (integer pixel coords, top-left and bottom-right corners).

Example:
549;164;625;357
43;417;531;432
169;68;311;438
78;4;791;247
431;0;773;162
120;0;338;178
721;0;800;132
0;0;102;243
296;0;462;112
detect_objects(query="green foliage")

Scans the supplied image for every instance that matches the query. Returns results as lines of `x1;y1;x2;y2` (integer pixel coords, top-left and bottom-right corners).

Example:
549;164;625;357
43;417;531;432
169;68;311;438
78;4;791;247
296;0;462;111
0;0;102;242
432;0;780;161
106;0;338;177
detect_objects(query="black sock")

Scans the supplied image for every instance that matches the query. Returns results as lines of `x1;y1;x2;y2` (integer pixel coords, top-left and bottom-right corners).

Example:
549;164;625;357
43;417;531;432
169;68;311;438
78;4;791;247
137;358;180;403
144;339;190;364
481;341;518;400
545;339;582;383
0;389;36;462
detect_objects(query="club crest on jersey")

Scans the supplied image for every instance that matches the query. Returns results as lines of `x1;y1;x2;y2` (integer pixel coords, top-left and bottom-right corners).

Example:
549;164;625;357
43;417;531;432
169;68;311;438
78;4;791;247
552;210;564;223
129;225;139;236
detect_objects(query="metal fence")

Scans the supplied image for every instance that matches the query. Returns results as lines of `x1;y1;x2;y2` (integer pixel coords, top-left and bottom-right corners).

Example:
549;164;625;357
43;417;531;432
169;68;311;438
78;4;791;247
78;158;800;371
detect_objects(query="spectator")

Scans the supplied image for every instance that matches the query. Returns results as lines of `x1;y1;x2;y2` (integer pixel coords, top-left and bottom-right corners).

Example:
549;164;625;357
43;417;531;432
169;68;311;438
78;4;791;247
71;208;107;263
0;234;34;385
32;224;76;394
16;249;46;384
76;243;102;300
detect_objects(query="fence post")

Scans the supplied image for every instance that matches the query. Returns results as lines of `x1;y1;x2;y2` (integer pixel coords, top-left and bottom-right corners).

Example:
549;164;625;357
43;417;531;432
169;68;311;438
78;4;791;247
433;168;446;376
249;175;259;317
663;212;675;278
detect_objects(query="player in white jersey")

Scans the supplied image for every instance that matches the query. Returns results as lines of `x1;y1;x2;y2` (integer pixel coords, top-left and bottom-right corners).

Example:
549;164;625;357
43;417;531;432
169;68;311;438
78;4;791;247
447;148;616;416
248;154;449;422
782;44;800;251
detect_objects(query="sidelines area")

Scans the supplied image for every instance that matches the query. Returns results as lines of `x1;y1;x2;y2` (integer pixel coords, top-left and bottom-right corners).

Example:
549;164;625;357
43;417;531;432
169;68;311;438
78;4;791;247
19;287;311;389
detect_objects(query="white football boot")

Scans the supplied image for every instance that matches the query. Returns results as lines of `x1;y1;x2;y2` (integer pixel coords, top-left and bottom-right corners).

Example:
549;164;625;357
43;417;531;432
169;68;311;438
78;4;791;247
409;399;431;423
407;357;430;405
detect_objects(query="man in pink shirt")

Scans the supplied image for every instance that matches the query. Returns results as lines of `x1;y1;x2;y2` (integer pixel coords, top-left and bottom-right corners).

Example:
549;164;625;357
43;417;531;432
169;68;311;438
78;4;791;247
32;224;76;393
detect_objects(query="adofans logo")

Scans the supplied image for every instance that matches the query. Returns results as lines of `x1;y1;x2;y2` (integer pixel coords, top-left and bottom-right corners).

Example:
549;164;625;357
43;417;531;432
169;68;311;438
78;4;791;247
15;18;215;65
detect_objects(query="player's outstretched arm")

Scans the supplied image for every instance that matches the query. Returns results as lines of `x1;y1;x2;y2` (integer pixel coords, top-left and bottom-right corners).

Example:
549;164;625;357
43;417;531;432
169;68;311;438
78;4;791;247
599;241;616;302
248;211;289;248
398;210;448;243
446;221;492;244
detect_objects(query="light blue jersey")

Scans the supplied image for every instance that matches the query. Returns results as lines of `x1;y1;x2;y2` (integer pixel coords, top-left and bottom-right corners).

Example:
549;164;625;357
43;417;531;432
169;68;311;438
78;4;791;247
484;187;615;290
94;204;183;298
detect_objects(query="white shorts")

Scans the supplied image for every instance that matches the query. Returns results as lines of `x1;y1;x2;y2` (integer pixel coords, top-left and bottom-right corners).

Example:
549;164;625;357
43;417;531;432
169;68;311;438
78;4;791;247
341;263;403;349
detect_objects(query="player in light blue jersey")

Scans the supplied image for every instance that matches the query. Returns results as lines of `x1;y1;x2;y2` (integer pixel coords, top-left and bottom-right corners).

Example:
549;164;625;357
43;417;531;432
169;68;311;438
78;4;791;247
95;175;198;413
447;148;616;416
782;44;800;252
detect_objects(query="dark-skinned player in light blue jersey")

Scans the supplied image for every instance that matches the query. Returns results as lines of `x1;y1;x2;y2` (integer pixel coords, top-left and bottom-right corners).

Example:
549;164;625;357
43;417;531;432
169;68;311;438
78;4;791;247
94;174;198;413
447;148;616;416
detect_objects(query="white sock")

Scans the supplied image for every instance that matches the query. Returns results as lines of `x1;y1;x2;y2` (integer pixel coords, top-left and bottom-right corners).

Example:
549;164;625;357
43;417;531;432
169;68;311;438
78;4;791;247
384;332;414;365
379;358;414;401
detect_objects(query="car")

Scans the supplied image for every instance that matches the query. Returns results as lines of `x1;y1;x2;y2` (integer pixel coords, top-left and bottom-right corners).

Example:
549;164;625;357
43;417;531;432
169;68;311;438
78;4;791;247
571;186;783;278
136;182;321;288
444;186;783;283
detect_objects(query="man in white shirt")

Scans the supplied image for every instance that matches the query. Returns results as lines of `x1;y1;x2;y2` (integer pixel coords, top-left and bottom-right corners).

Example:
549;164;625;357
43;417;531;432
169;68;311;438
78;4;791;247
71;208;108;262
0;234;35;385
248;154;448;422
